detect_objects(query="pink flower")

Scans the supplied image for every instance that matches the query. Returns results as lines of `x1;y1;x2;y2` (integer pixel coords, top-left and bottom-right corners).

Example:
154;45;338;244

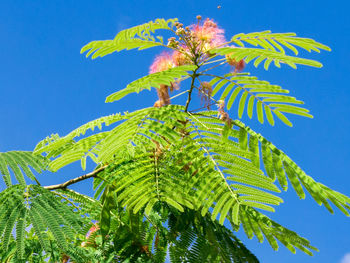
150;52;182;107
149;52;174;74
86;224;99;239
191;18;226;51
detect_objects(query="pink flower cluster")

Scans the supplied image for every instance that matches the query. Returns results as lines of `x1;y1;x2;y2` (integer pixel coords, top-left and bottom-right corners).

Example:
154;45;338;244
191;18;226;52
148;18;245;107
149;18;226;75
149;52;175;74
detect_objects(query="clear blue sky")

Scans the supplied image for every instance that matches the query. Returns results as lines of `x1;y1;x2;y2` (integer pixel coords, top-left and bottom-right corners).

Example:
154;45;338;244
0;1;349;262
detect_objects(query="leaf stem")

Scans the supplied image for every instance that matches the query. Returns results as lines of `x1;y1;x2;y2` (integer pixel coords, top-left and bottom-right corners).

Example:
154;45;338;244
184;68;199;112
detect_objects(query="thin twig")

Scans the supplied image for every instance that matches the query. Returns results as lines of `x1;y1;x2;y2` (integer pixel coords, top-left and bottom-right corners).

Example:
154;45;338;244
202;57;226;66
198;61;226;75
44;165;107;190
170;89;190;100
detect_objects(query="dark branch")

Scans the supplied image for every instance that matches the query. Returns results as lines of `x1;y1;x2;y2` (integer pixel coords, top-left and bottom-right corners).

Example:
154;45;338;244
185;67;199;112
44;165;107;190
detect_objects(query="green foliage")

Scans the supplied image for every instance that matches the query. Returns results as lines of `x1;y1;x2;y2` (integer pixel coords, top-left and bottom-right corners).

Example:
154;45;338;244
25;104;348;257
1;17;348;263
34;113;126;155
230;31;331;54
207;73;311;126
168;210;259;262
212;47;323;69
48;131;109;172
105;65;196;103
81;18;178;59
238;207;317;255
60;105;324;254
235;120;350;215
34;112;131;171
210;30;330;70
0;151;48;186
0;185;89;262
0;227;51;262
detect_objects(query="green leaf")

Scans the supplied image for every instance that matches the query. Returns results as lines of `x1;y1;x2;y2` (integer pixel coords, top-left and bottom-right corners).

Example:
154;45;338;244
0;151;48;186
81;18;178;59
256;101;264;124
274;110;293;127
247;95;255;119
105;65;196;103
100;186;115;242
82;39;163;59
227;87;242;110
208;73;310;126
264;105;275;126
231;203;240;225
212;47;323;69
235;120;350;216
0;185;84;257
230;31;330;55
238;91;248;118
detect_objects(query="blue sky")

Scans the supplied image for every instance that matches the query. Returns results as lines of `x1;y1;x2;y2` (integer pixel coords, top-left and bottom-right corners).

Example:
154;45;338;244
0;0;349;262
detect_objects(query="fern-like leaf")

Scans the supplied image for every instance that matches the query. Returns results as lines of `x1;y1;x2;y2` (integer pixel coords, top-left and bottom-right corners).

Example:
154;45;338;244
238;207;318;255
34;113;126;156
82;39;163;59
235;120;350;216
49;132;109;172
0;151;48;186
211;47;323;70
81;18;178;59
230;31;331;55
168;210;259;263
0;185;87;259
105;65;196;103
186;113;283;219
206;73;311;126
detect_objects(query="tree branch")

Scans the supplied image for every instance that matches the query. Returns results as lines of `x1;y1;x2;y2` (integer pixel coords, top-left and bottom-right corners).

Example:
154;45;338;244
184;67;199;112
44;165;107;190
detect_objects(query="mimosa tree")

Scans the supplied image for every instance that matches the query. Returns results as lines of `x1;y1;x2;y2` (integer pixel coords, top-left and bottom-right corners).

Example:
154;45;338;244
0;16;348;262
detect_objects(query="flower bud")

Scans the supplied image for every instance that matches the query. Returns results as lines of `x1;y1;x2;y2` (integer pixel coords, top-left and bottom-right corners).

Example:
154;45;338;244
167;37;178;47
176;28;186;35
